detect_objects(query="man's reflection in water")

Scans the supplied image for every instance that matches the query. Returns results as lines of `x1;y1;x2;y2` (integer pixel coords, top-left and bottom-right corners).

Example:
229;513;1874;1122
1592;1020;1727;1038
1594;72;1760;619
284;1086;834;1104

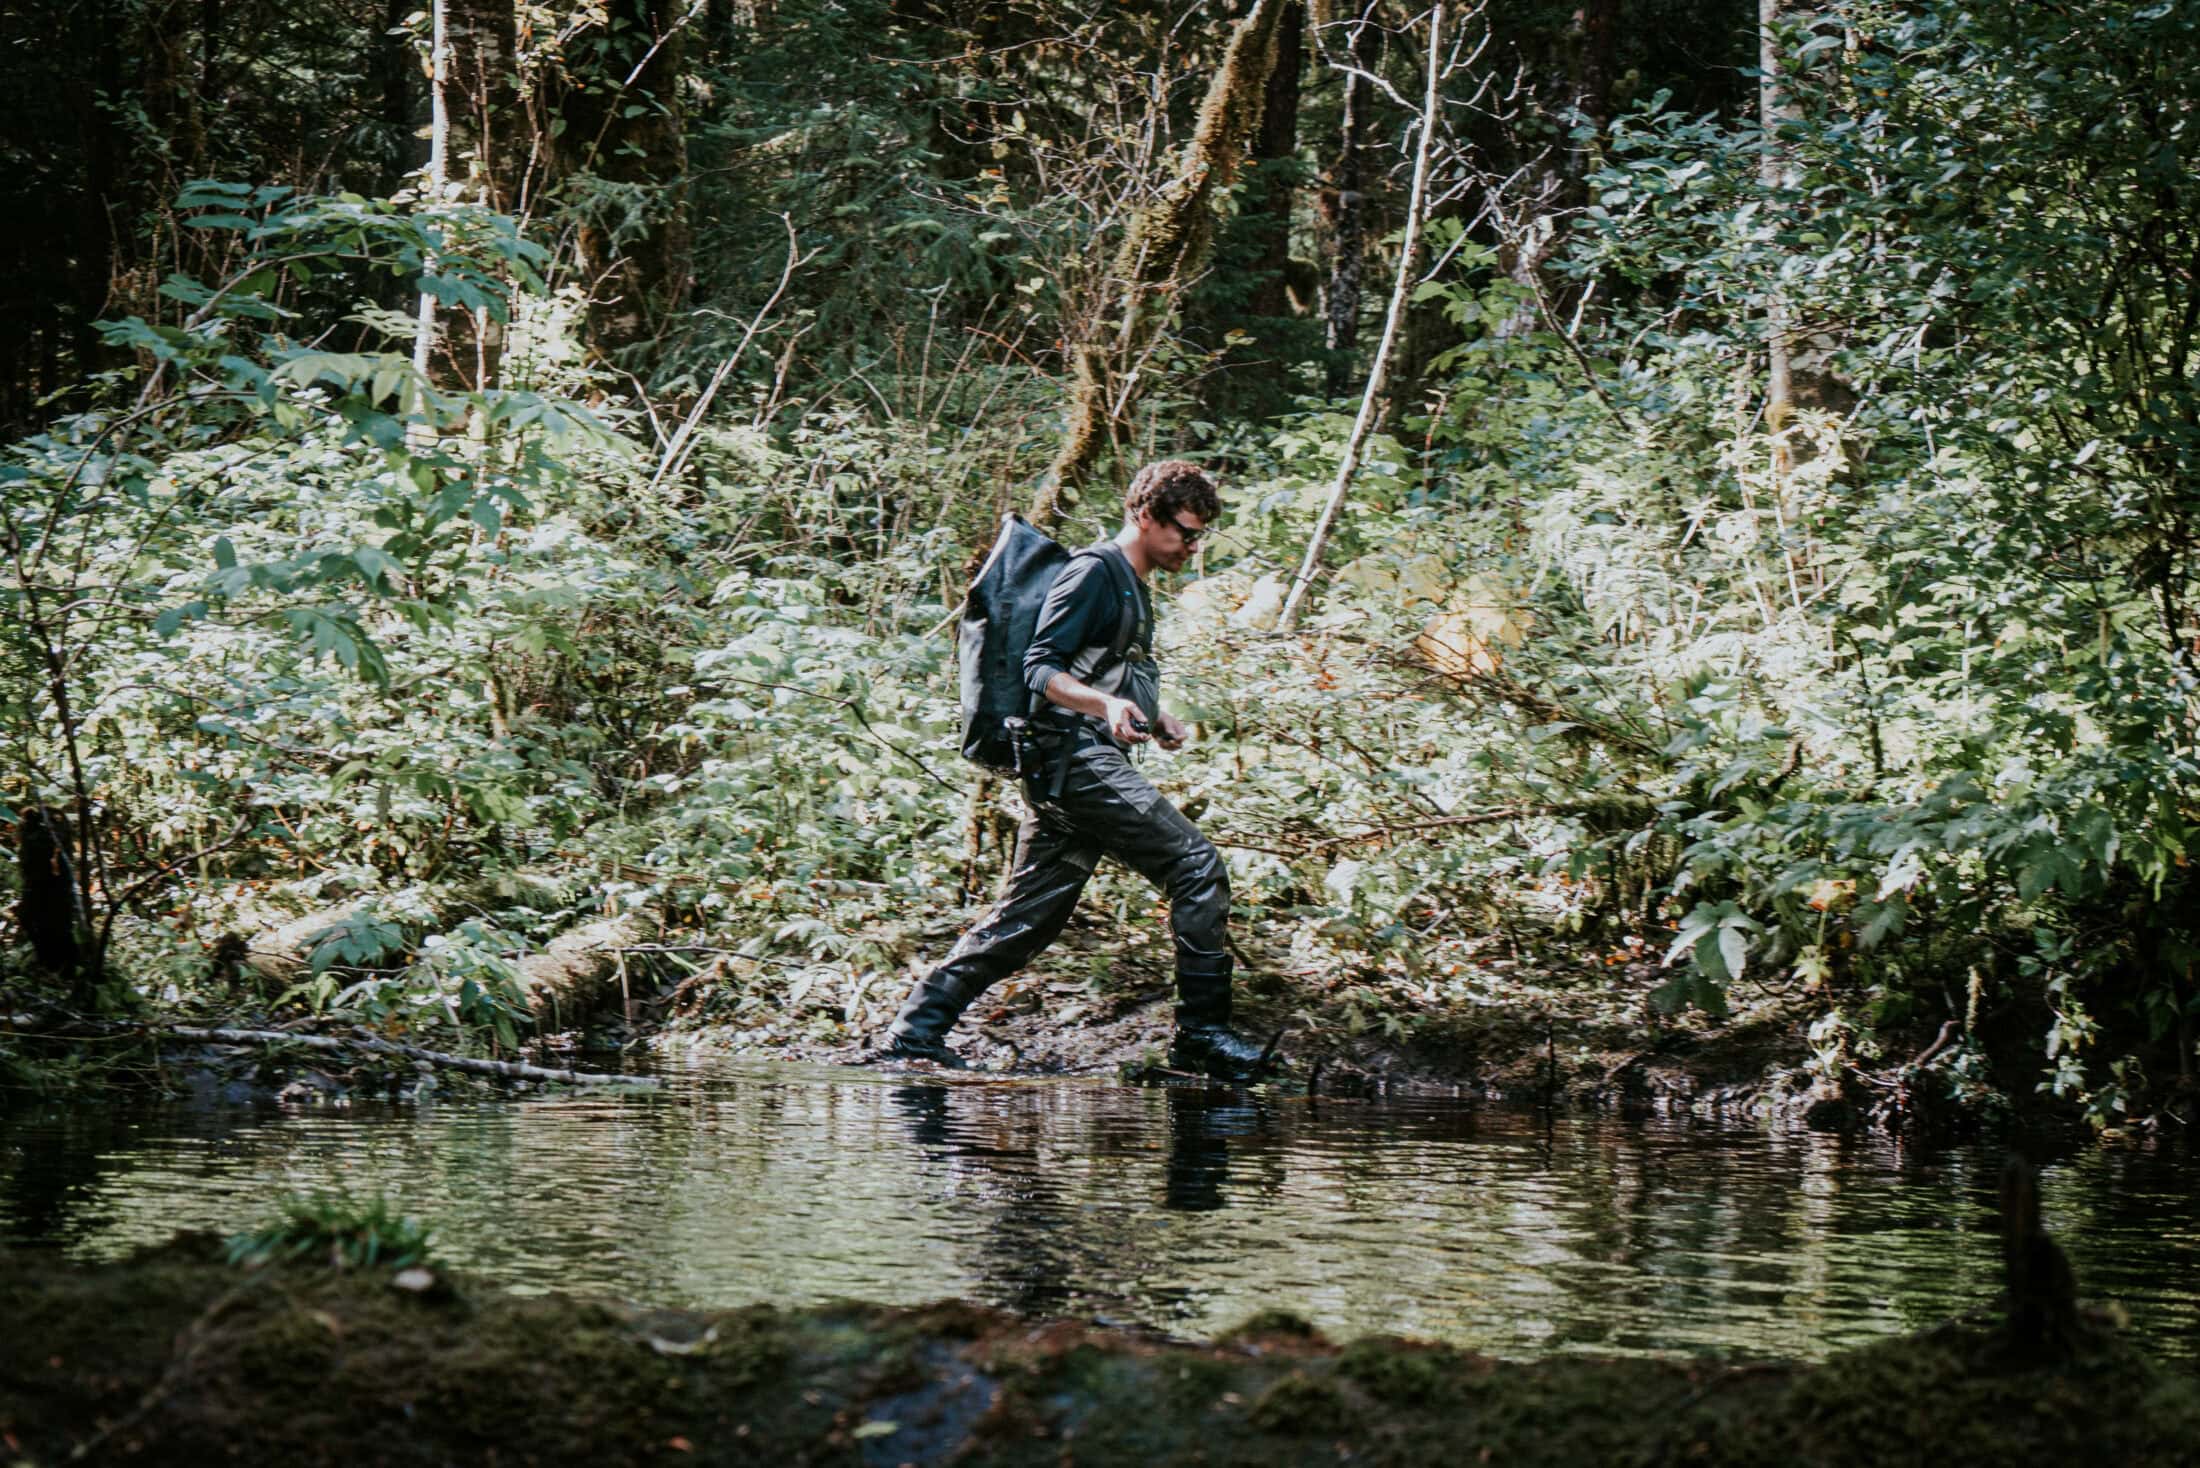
885;1081;1078;1317
890;1081;954;1153
1163;1086;1262;1212
881;1082;1288;1321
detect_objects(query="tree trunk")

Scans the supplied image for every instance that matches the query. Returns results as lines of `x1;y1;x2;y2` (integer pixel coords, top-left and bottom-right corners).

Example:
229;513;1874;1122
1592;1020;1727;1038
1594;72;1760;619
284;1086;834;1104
1760;0;1794;439
69;0;126;379
1758;5;1855;442
439;0;520;390
1029;0;1290;527
409;0;451;417
1320;2;1382;396
372;0;416;201
1245;0;1306;324
1281;1;1443;630
557;0;695;362
1488;0;1618;344
1574;0;1619;133
142;0;208;180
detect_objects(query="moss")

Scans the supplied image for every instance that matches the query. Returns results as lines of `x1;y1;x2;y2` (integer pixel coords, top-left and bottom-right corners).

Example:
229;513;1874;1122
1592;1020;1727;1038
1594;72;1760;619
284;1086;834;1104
1218;1308;1326;1345
7;1239;2200;1467
1162;1353;1240;1409
1246;1369;1358;1434
1336;1336;1464;1405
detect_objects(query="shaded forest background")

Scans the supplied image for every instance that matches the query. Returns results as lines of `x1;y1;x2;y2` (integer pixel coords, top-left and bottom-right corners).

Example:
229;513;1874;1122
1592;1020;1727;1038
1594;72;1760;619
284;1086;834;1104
2;0;2195;1130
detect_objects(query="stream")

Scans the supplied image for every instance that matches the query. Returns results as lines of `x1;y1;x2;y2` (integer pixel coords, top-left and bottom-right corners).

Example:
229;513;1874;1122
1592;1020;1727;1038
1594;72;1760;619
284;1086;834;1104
4;1057;2197;1363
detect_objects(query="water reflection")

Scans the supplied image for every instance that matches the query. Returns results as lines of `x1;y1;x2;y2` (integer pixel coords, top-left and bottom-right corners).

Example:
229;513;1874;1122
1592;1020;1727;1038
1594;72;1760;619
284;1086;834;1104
1162;1089;1258;1213
2;1061;2196;1364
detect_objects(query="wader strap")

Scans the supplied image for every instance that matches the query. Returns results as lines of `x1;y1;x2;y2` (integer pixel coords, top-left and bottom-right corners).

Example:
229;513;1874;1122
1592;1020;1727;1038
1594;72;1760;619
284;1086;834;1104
1049;734;1074;800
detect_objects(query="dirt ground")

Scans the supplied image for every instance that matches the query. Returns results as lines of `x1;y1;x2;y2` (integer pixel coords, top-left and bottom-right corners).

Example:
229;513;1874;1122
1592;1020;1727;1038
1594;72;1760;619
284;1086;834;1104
5;1236;2194;1466
667;907;1818;1115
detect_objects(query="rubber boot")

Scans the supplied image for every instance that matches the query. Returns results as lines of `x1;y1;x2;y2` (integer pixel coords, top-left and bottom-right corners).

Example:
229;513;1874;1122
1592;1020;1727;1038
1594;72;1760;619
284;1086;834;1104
1168;965;1269;1082
880;969;982;1069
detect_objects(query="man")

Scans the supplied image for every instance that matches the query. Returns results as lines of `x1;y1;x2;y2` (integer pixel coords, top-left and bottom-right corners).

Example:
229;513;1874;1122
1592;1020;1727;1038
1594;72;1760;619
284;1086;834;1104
882;460;1270;1079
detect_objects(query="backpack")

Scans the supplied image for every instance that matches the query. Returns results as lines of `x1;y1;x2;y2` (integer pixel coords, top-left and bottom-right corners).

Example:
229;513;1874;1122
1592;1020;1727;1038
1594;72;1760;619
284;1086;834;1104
957;513;1138;774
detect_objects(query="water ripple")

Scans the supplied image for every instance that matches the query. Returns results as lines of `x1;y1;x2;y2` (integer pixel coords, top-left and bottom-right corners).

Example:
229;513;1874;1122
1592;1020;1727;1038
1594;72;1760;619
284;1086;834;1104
3;1059;2196;1362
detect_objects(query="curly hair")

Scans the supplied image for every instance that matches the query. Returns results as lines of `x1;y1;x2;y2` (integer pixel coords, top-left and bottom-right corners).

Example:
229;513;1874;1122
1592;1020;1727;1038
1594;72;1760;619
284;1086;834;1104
1124;459;1221;526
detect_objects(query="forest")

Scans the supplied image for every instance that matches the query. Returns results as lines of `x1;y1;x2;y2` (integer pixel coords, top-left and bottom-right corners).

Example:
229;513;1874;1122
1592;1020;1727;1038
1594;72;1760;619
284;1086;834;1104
8;1;2200;1461
3;0;2198;1129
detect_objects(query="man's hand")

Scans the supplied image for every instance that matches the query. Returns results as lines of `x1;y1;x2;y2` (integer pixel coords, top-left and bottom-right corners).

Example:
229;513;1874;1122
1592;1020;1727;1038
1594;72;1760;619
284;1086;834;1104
1104;697;1151;745
1154;711;1191;751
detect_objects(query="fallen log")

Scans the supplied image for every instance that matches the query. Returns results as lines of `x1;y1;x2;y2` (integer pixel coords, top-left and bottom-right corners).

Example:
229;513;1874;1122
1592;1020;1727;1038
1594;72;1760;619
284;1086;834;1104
519;907;661;1026
140;1023;659;1088
242;872;576;984
243;903;369;983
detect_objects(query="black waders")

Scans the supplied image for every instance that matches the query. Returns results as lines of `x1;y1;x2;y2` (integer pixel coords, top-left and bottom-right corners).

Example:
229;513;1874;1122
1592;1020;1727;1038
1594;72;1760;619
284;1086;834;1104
884;735;1267;1080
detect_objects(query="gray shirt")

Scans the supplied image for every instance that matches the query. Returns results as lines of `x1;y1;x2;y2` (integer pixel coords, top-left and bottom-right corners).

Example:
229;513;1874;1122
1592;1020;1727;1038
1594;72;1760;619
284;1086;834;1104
1022;542;1159;743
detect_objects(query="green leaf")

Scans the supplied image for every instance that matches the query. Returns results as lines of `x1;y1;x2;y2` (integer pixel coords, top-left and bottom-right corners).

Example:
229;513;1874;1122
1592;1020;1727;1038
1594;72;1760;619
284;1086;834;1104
1717;924;1748;982
353;546;403;589
1858;896;1907;950
1693;931;1731;986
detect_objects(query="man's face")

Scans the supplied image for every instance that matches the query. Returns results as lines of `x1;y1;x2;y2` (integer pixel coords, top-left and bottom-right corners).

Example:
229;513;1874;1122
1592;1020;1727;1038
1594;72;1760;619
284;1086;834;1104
1141;506;1210;572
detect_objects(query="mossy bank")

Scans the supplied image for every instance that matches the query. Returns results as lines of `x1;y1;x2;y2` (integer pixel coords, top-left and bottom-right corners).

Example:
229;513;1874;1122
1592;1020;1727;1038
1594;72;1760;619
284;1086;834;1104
5;1236;2196;1466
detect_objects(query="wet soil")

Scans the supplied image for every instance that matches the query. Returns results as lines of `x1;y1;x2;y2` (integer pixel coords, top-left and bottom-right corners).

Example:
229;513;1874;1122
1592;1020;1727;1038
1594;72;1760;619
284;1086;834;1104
678;913;1812;1115
5;1236;2194;1467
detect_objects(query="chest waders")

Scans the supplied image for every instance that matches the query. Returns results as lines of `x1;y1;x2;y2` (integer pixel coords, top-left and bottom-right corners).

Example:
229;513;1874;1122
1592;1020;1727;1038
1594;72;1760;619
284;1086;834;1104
884;554;1267;1080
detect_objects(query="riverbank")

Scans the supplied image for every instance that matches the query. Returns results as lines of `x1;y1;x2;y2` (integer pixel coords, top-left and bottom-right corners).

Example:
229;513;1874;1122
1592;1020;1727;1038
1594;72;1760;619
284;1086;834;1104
666;914;1865;1126
4;1235;2193;1466
0;878;2072;1138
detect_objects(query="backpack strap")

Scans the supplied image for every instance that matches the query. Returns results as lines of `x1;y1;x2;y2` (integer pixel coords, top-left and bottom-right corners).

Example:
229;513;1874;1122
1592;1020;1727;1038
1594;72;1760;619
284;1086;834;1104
1077;544;1141;667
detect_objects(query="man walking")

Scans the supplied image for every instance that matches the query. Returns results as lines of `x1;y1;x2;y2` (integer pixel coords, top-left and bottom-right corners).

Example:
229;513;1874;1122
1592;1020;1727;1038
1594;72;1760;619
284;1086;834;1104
882;460;1269;1080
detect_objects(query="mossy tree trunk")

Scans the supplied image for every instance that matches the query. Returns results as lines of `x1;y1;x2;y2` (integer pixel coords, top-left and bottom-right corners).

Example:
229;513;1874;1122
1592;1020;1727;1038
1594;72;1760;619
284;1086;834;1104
1028;0;1291;528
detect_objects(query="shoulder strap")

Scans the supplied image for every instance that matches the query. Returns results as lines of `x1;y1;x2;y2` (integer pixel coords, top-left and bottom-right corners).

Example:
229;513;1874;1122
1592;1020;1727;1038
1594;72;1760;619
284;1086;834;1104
1075;545;1140;663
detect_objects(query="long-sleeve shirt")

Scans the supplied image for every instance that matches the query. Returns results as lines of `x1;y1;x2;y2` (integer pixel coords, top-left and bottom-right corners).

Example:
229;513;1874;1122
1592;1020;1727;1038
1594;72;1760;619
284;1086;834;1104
1022;543;1158;744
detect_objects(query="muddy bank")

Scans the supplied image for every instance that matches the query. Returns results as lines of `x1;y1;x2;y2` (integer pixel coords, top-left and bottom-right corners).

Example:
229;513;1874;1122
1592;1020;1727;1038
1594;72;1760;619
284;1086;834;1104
672;908;2079;1138
6;1237;2193;1467
671;918;1820;1117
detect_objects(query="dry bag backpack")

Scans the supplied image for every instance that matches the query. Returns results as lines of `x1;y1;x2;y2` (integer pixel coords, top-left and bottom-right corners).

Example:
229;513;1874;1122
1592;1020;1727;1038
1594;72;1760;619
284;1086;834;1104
957;513;1136;773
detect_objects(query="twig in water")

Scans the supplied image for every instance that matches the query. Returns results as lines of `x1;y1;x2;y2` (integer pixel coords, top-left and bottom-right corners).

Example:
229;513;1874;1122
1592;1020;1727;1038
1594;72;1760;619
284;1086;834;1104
129;1023;659;1087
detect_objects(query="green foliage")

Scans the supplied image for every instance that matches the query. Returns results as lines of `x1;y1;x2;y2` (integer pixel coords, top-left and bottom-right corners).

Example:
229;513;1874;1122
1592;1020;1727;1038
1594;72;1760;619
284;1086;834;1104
9;0;2197;1128
1;182;608;1015
225;1192;433;1271
1404;0;2200;1116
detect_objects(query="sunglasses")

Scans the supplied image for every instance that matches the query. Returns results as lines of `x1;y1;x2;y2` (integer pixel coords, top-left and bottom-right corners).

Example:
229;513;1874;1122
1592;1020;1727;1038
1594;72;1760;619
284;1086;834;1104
1162;512;1211;546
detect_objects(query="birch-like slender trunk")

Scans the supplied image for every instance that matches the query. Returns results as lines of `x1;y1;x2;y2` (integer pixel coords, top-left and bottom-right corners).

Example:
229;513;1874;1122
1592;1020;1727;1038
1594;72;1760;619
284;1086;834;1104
1761;0;1794;445
1321;3;1381;395
1278;2;1444;632
407;0;451;447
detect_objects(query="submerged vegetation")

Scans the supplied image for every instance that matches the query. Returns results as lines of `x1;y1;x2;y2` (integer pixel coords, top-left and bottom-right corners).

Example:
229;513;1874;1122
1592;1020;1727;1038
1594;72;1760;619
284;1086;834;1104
2;0;2196;1131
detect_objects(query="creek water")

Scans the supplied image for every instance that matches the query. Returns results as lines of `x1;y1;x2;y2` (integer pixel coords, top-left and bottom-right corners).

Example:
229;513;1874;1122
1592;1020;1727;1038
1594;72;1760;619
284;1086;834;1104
4;1058;2197;1364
